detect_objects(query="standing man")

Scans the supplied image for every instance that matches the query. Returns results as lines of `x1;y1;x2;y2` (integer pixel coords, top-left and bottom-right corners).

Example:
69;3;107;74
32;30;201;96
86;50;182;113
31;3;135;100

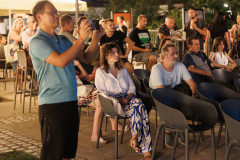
22;16;38;49
59;14;77;44
100;18;134;73
30;1;103;160
115;16;128;35
157;16;179;43
129;14;158;71
184;7;207;50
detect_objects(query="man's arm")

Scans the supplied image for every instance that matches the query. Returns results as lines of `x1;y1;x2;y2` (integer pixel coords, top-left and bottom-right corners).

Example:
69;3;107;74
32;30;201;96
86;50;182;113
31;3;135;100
45;20;91;67
191;22;207;36
121;37;134;58
225;31;231;50
75;22;105;64
185;78;197;96
204;30;211;53
159;33;172;40
188;65;212;77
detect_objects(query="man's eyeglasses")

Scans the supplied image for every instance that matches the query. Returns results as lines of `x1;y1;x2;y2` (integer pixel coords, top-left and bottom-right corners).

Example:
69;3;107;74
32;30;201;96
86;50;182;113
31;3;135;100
43;10;59;16
168;52;178;56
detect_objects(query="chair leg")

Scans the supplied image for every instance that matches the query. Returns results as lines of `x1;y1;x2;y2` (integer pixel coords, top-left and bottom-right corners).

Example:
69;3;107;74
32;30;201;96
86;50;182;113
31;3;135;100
104;116;108;131
195;131;203;154
155;110;158;128
202;131;205;141
120;119;126;144
22;69;27;113
171;132;179;160
225;140;235;160
211;127;216;160
96;112;104;148
162;128;165;149
216;122;223;148
115;116;118;159
151;123;165;160
78;105;81;129
185;129;189;160
13;68;19;110
225;127;228;154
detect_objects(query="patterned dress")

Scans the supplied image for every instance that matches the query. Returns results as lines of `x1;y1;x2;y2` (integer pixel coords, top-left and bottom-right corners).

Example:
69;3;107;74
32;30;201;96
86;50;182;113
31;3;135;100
113;93;152;153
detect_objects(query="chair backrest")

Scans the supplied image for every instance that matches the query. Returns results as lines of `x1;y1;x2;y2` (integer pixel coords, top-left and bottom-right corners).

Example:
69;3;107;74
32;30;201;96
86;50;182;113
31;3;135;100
98;94;121;117
197;83;240;104
234;78;240;92
134;69;150;92
152;88;218;130
211;69;240;90
220;99;240;141
143;77;156;107
235;59;240;67
197;82;240;121
129;73;141;91
17;50;27;68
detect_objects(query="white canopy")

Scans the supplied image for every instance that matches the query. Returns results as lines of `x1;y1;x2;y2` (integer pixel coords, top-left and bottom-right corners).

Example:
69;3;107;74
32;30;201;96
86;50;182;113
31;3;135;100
0;0;88;16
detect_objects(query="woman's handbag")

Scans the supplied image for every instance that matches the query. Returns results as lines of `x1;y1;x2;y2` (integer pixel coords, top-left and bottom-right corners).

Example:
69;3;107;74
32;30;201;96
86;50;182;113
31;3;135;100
3;35;18;63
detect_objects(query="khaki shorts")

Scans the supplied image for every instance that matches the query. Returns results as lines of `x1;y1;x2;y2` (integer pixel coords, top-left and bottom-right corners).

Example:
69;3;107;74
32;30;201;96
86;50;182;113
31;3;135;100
134;52;159;65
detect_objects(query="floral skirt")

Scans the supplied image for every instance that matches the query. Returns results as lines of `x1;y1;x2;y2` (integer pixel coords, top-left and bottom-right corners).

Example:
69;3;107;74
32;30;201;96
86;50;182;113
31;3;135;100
78;87;98;106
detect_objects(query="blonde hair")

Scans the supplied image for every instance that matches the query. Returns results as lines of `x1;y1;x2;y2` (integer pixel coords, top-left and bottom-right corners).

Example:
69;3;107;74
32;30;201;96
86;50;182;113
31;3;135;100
11;18;24;32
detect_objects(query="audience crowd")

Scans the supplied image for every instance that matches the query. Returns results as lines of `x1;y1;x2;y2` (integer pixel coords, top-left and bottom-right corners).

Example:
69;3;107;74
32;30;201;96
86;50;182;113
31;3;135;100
1;1;240;160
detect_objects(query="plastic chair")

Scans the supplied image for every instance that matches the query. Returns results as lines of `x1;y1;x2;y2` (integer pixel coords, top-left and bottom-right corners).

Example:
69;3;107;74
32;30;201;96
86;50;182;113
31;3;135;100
14;50;38;113
234;78;240;92
235;59;240;67
143;76;158;128
220;99;240;160
197;82;240;148
151;88;218;160
133;69;150;92
211;69;240;90
0;58;15;90
129;73;152;113
96;94;127;159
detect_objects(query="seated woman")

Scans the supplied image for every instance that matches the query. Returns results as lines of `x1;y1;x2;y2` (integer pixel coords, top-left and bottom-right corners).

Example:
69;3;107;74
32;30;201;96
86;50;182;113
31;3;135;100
75;60;128;144
95;42;152;159
209;37;237;72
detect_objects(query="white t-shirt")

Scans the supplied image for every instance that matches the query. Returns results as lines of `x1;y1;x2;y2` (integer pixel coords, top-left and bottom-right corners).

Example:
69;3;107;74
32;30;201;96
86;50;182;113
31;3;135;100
149;62;192;89
214;51;228;66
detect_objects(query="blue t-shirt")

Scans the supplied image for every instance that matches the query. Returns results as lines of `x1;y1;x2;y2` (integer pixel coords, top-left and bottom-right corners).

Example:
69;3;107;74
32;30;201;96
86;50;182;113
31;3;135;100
29;29;77;105
149;62;191;89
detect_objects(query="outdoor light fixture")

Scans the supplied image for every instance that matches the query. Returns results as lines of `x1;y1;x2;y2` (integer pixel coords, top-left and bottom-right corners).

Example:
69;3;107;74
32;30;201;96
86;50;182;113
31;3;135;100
224;3;229;8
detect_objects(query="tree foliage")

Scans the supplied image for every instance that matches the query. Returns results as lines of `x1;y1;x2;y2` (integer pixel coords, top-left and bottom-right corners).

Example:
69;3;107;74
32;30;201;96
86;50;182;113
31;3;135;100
102;0;240;29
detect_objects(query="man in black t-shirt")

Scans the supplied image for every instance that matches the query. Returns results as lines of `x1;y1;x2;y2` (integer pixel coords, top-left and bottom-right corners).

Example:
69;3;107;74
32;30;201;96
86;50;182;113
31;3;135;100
184;7;207;50
115;16;128;36
157;16;179;46
129;15;158;71
100;18;134;73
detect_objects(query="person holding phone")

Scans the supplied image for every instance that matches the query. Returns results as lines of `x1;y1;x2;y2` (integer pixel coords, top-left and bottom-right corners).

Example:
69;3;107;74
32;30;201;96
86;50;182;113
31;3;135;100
30;1;104;159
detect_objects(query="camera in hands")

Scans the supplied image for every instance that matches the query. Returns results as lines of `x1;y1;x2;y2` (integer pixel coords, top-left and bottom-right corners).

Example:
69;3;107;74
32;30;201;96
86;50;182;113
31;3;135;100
88;20;100;30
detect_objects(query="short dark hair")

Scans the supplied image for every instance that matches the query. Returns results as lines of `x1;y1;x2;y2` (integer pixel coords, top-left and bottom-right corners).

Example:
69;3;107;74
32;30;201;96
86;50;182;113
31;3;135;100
60;14;73;27
104;18;113;25
187;36;199;46
32;0;53;23
77;16;87;27
100;42;123;73
117;16;124;21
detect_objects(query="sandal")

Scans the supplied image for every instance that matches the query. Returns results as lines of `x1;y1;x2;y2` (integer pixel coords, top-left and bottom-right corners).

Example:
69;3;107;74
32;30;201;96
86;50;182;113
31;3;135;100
128;137;142;153
91;137;108;144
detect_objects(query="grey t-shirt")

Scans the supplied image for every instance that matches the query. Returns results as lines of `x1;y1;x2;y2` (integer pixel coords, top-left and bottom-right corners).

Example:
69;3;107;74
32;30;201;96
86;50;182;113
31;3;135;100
149;62;192;89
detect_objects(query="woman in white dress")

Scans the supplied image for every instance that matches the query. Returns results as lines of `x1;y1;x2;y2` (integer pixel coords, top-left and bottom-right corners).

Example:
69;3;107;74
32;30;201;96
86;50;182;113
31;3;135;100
95;42;152;159
209;37;237;72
